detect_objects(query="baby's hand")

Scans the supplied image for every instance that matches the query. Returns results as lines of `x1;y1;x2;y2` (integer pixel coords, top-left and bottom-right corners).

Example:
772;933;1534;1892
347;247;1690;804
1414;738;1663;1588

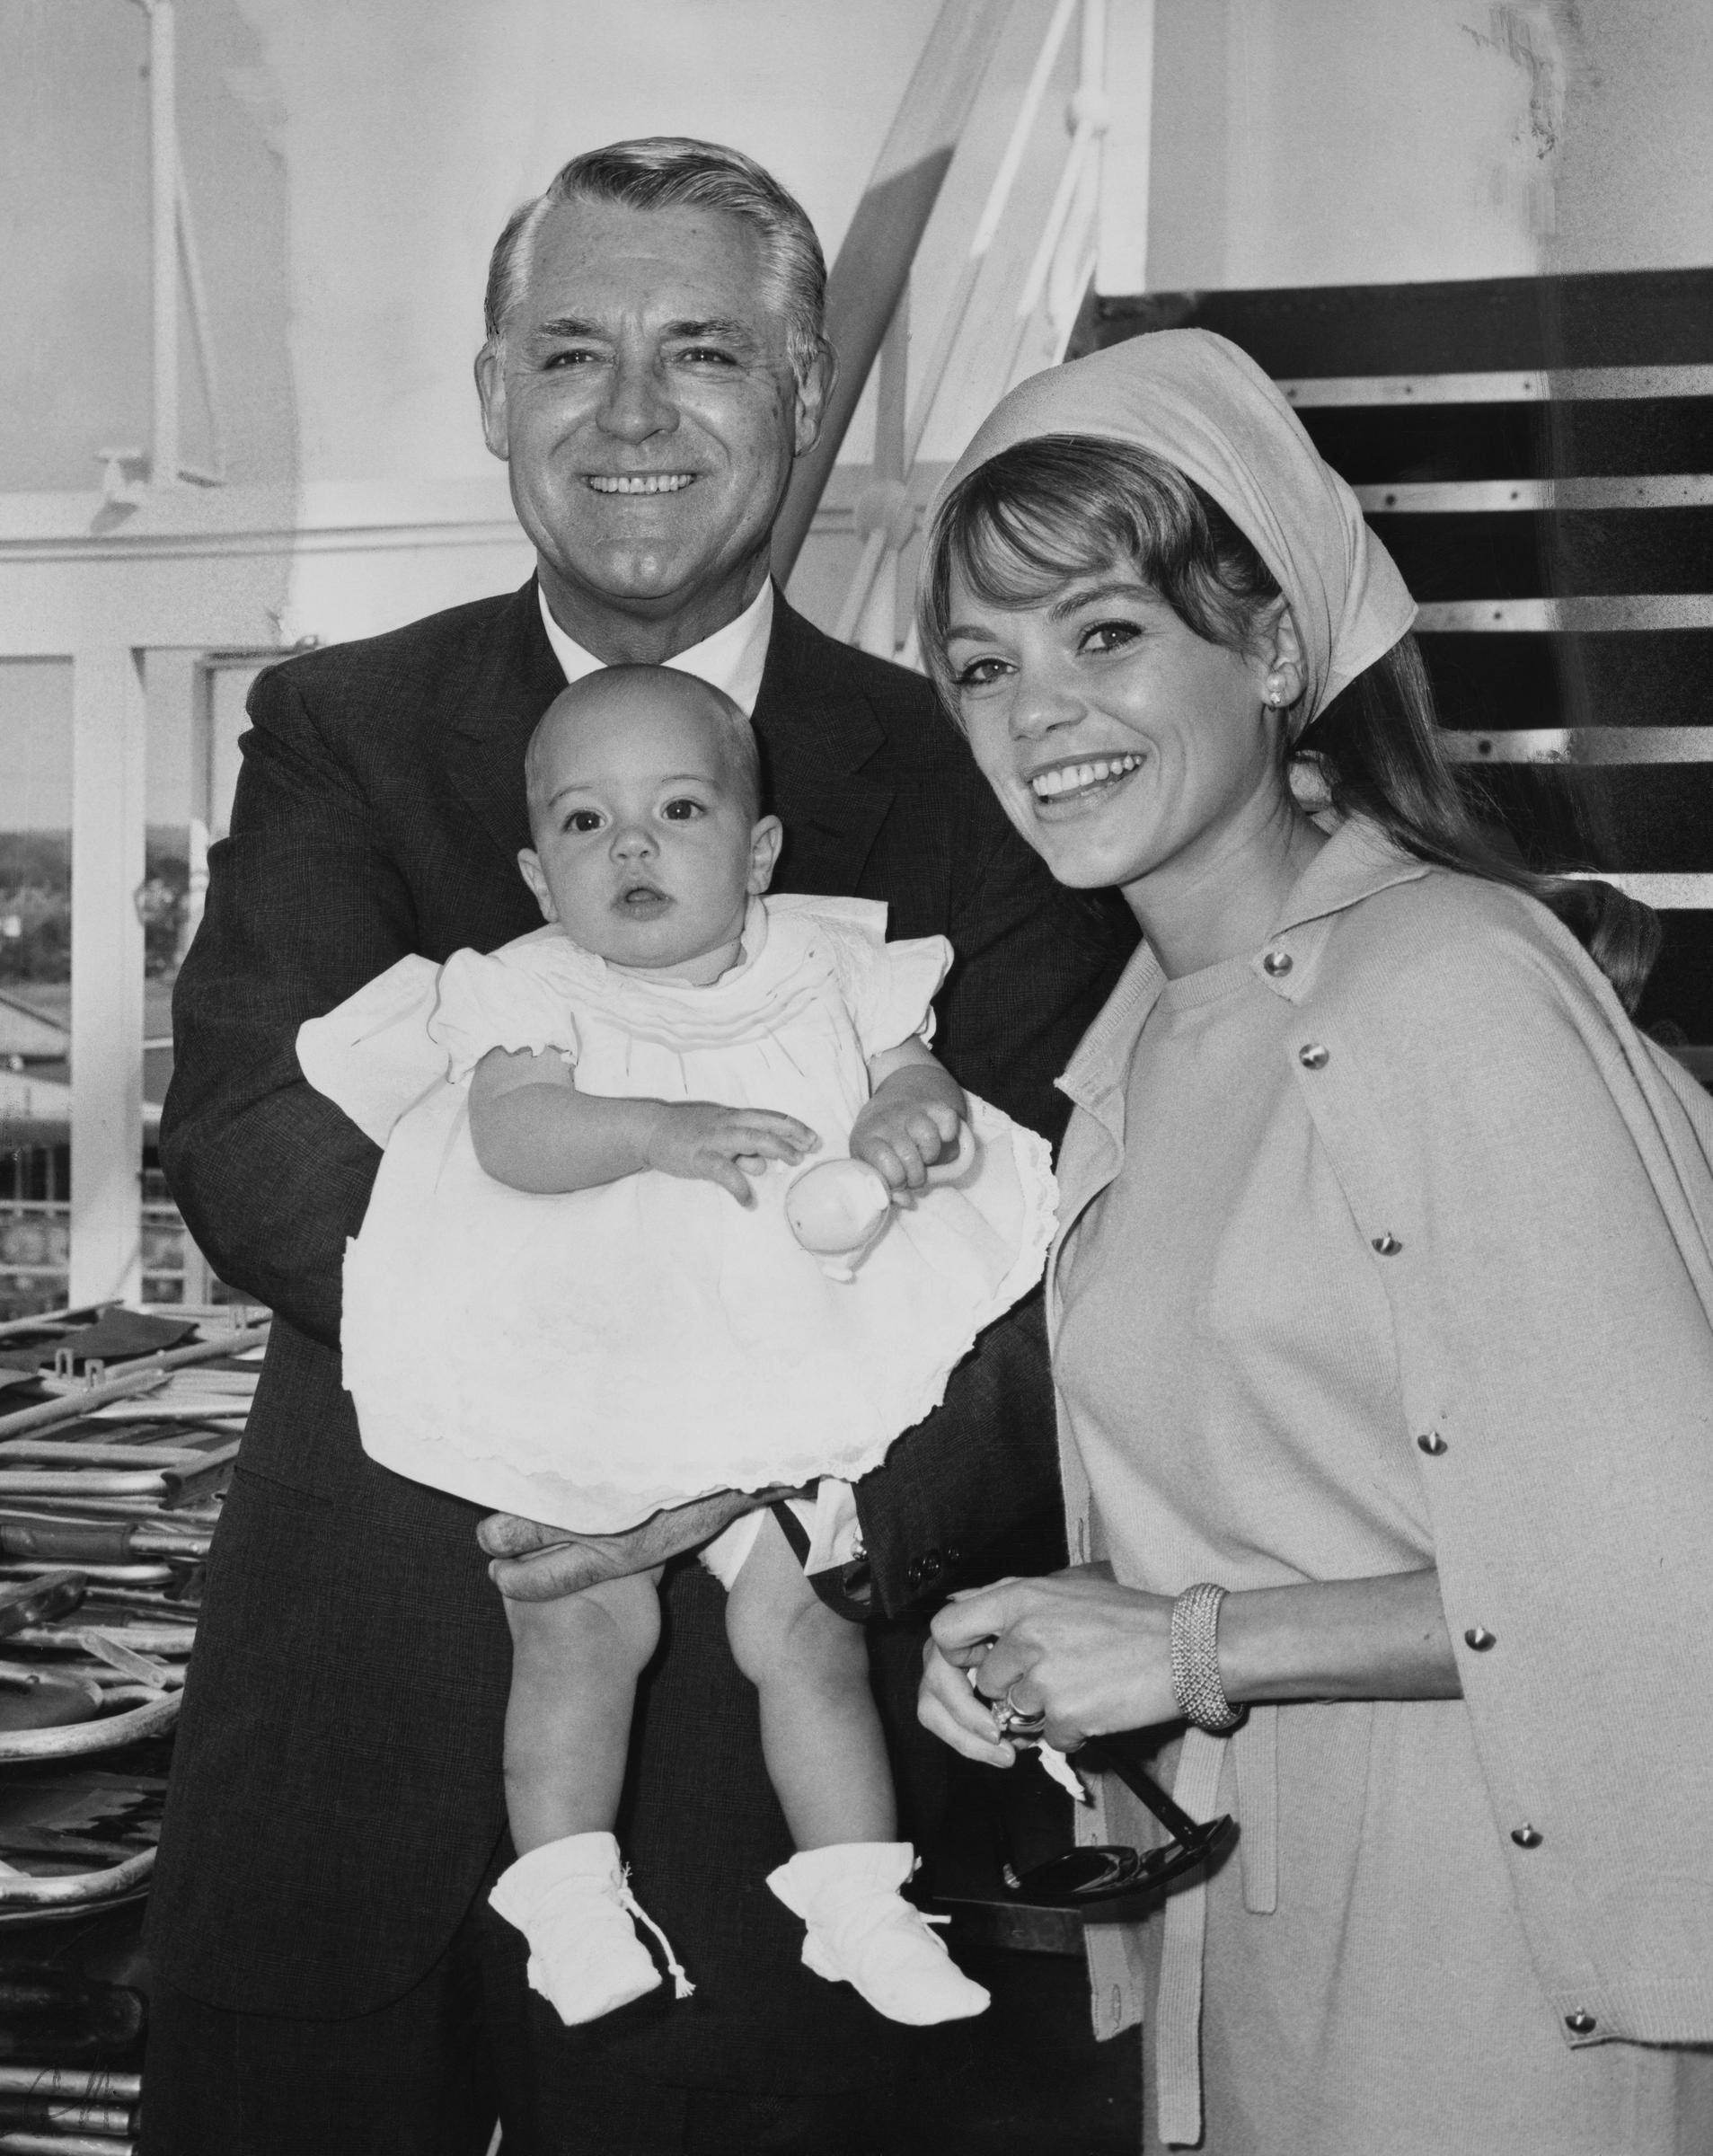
849;1097;965;1196
646;1101;819;1205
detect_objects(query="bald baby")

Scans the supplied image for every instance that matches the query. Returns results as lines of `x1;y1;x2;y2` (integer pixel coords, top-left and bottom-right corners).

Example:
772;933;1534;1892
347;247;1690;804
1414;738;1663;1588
517;663;781;985
525;667;762;839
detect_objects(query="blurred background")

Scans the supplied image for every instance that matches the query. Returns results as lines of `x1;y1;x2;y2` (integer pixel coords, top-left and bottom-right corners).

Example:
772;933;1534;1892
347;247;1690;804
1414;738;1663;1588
3;0;1711;1318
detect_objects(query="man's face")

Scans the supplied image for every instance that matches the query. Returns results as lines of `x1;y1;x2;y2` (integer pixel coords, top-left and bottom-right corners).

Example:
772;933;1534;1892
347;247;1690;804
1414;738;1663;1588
477;198;832;658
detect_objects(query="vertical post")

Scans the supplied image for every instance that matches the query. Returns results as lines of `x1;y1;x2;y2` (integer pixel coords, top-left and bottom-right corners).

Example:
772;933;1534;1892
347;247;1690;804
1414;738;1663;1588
69;649;147;1307
147;0;180;489
1096;0;1156;296
176;146;225;482
1081;0;1108;201
858;294;912;658
181;657;215;1304
183;655;216;950
1049;0;1109;358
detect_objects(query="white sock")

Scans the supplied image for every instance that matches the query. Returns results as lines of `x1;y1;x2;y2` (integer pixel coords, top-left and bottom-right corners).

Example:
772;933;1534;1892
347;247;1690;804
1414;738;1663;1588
489;1832;692;2026
766;1842;989;2026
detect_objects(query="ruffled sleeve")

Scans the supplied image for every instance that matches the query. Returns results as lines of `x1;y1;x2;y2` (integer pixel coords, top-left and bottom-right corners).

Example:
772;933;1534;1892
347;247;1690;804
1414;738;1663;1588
816;910;954;1058
296;955;445;1148
427;943;582;1083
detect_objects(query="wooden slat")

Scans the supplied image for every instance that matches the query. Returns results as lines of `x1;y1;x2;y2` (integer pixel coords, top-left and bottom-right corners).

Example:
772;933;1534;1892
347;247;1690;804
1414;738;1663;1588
1576;873;1713;910
1283;364;1713;408
1356;476;1713;514
1415;595;1713;632
1444;728;1713;764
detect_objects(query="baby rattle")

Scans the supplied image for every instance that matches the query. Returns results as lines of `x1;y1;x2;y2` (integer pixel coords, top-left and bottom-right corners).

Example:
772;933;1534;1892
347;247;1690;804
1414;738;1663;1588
785;1125;977;1282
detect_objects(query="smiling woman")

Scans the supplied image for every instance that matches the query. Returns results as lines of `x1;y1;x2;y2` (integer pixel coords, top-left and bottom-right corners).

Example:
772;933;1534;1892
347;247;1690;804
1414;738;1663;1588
913;331;1713;2155
921;424;1657;998
937;548;1309;974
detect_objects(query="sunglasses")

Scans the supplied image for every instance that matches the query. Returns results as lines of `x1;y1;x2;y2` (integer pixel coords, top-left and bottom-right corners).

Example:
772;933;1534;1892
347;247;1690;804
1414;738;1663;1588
1001;1726;1237;1907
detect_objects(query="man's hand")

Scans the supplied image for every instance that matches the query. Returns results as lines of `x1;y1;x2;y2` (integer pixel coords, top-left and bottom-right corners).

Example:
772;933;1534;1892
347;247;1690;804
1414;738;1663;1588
646;1101;820;1205
478;1486;797;1600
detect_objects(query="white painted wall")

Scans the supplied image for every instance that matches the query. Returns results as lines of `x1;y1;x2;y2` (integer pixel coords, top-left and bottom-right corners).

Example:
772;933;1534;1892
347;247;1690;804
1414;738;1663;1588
1128;0;1713;296
12;2;1709;502
4;0;950;495
1549;0;1713;278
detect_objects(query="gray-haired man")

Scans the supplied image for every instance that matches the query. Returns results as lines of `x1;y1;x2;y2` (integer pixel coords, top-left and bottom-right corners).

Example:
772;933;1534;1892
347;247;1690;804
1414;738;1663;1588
142;139;1133;2155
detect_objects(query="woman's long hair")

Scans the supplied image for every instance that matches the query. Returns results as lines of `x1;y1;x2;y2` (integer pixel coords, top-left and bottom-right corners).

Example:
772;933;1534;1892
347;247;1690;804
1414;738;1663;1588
918;436;1658;1011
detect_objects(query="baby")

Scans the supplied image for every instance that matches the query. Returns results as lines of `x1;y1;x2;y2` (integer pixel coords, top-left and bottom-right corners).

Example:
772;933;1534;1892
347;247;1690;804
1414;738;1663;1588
296;667;1055;2029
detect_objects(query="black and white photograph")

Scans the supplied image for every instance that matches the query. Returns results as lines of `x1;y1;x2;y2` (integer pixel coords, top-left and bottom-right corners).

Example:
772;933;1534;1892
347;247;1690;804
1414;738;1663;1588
1;3;1710;2150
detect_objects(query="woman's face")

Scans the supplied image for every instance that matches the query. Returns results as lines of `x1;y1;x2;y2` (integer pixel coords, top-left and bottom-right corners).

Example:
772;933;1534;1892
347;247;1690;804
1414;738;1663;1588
942;560;1288;906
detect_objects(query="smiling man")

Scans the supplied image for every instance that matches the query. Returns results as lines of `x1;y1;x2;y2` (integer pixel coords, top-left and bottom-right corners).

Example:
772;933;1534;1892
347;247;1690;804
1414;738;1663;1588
144;140;1134;2156
476;188;819;658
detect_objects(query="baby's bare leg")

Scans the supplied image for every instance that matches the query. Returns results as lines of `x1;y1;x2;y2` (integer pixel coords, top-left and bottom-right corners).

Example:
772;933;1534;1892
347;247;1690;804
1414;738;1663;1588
502;1569;662;1853
723;1511;895;1848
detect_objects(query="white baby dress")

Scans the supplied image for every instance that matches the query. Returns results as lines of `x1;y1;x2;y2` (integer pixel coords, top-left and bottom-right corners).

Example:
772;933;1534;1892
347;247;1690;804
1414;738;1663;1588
296;895;1056;1533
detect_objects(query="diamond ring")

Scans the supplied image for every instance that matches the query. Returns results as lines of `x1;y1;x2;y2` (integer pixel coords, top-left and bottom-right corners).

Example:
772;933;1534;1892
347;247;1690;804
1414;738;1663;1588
991;1683;1047;1740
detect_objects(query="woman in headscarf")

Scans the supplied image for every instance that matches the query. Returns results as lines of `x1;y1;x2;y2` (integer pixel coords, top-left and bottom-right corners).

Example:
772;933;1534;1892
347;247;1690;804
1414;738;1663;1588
914;330;1713;2154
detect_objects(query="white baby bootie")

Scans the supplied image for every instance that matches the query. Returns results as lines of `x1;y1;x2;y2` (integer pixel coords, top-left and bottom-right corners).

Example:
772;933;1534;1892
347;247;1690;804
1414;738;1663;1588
490;1831;693;2027
765;1842;989;2026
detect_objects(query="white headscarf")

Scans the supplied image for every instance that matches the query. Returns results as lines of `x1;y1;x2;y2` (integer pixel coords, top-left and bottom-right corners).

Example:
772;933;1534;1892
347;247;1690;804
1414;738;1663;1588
928;329;1416;730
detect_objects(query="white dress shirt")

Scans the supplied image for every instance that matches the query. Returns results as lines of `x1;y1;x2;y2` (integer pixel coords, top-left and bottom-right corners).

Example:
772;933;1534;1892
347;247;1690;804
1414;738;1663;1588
536;579;774;717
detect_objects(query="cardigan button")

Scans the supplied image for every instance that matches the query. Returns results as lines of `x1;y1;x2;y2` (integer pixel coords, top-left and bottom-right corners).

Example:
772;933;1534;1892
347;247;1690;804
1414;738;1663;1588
1417;1431;1447;1455
1372;1233;1404;1257
1298;1042;1329;1069
1565;2011;1596;2036
1464;1625;1497;1651
1511;1825;1542;1848
1262;950;1294;977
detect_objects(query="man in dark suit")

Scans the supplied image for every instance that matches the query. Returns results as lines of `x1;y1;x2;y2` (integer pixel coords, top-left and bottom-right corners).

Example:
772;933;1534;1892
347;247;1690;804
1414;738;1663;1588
142;138;1132;2155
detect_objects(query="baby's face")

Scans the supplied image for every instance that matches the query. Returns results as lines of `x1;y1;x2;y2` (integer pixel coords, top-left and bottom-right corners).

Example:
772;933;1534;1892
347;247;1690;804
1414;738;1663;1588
519;679;775;976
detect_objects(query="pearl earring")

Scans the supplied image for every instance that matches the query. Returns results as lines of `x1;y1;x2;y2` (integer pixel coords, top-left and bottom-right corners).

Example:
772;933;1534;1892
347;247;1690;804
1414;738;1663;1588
1264;671;1292;708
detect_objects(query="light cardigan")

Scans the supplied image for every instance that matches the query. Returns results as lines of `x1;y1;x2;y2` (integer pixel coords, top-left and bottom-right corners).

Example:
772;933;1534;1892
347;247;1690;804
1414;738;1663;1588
1046;817;1713;2064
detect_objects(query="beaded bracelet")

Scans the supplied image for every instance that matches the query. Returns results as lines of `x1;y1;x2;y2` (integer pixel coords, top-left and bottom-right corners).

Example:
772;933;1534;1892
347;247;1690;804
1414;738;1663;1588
1169;1581;1245;1734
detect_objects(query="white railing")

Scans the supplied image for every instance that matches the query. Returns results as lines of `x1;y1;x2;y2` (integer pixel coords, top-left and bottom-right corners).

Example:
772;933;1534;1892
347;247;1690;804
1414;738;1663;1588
831;0;1116;666
0;477;541;1307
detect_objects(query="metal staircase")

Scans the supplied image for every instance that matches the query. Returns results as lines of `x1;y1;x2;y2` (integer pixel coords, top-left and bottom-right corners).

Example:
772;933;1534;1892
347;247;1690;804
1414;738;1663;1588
1079;269;1713;1058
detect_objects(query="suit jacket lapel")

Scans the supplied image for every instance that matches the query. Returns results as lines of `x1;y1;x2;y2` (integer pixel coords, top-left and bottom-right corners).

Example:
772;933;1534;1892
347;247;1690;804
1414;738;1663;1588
752;594;895;897
442;581;896;900
444;579;566;870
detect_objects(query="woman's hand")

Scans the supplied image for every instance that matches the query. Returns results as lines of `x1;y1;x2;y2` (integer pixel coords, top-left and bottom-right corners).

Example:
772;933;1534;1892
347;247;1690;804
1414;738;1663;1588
923;1567;1180;1756
919;1565;1463;1760
917;1638;1020;1769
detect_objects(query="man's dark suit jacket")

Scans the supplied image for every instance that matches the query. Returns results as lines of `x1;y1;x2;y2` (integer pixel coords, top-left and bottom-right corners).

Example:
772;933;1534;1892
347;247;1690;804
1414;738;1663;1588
151;581;1134;2093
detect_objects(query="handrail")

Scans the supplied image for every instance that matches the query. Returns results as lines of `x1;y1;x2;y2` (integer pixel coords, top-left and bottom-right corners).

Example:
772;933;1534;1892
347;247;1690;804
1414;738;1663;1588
903;0;1080;469
1002;103;1102;385
771;0;1013;582
797;0;1122;661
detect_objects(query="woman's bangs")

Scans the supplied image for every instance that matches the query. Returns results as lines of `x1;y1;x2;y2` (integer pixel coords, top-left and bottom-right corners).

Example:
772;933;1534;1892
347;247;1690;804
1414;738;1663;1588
945;482;1125;613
